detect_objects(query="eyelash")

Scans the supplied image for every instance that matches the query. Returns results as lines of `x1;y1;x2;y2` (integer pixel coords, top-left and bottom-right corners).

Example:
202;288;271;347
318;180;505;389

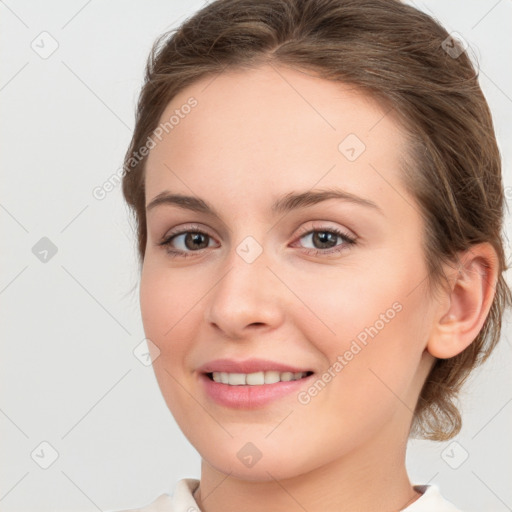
157;223;357;259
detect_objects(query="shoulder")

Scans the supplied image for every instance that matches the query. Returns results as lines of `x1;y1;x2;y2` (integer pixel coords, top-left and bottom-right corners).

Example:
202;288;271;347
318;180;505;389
106;478;200;512
402;484;464;512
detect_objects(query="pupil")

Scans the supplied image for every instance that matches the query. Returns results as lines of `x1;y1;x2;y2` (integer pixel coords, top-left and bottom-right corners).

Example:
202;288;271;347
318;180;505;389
186;232;208;250
314;231;336;249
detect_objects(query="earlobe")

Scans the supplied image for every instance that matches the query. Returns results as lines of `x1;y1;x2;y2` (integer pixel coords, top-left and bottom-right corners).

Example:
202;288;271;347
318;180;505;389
426;243;498;360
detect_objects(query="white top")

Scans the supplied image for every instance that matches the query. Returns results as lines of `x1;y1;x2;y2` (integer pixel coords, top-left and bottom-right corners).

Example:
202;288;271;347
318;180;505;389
111;478;463;512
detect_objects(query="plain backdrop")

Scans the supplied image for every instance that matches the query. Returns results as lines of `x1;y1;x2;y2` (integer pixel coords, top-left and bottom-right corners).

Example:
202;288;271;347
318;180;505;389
1;1;511;511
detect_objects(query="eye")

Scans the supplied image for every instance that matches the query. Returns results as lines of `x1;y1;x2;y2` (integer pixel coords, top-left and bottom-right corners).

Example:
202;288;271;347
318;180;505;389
157;223;218;258
292;225;357;256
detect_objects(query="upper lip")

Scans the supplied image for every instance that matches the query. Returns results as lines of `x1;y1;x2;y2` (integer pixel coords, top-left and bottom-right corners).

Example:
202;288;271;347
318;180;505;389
197;358;314;374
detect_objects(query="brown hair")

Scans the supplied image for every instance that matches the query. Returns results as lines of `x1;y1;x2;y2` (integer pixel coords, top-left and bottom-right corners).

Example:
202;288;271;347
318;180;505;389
121;0;512;441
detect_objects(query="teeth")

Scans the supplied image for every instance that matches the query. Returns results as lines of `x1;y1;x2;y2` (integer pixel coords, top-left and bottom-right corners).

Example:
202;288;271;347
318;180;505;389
228;373;246;385
211;370;309;385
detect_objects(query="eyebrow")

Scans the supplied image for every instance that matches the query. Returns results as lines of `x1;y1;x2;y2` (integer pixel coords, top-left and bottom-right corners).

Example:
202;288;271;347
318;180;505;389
146;187;384;217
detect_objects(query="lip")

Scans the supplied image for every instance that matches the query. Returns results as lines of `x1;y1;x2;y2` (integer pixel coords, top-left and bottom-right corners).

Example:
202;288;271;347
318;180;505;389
197;358;315;409
197;358;313;374
199;373;315;409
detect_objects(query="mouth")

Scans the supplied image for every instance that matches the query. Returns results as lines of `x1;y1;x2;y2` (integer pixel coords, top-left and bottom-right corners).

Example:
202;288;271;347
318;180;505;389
199;366;316;408
205;370;315;386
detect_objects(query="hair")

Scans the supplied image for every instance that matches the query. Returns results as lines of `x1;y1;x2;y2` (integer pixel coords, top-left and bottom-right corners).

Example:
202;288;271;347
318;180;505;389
121;0;512;441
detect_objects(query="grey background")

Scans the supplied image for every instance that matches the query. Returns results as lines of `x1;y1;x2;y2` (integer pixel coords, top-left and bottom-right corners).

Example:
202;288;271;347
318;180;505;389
1;1;511;511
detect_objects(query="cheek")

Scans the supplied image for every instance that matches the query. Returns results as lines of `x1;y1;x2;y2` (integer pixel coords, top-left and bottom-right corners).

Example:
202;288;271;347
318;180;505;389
292;250;432;400
139;264;201;421
140;263;196;340
287;255;419;351
139;264;200;381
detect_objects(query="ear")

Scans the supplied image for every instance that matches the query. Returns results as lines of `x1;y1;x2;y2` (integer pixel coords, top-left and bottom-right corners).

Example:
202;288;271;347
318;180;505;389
427;242;499;359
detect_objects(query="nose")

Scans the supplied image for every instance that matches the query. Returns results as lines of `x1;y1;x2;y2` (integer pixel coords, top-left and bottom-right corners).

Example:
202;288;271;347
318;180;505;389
203;244;287;340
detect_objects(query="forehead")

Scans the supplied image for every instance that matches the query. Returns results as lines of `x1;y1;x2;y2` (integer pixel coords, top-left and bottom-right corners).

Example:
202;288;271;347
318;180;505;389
144;63;410;213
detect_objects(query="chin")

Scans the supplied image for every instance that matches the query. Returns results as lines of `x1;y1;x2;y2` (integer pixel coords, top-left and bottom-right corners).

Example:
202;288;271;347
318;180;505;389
199;441;314;482
213;459;303;482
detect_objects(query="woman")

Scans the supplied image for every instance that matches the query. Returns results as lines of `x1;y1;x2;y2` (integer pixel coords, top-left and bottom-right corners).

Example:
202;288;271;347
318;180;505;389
115;0;511;510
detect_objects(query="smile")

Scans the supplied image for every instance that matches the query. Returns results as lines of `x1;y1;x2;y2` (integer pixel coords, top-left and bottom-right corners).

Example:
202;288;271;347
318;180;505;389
200;371;315;409
208;370;313;385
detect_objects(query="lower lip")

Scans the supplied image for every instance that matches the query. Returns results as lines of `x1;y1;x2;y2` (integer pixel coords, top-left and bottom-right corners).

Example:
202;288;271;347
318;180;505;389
199;373;315;409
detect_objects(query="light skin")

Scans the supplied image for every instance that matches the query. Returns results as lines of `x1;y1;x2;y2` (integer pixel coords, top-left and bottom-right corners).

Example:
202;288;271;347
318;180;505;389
140;63;498;512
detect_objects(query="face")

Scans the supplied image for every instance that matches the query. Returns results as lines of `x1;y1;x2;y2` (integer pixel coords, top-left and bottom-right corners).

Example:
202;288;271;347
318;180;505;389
140;63;437;481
